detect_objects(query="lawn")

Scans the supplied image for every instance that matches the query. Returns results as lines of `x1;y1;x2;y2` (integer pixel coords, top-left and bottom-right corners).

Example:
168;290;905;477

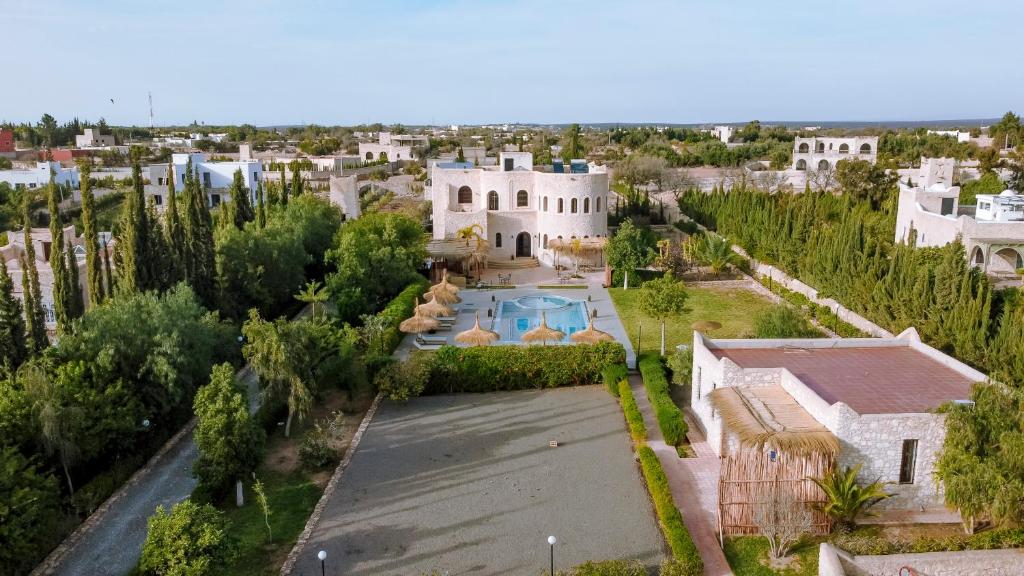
724;536;820;576
609;284;775;355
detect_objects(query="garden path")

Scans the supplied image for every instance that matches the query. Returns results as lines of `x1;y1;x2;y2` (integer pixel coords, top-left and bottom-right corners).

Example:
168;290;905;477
629;374;733;576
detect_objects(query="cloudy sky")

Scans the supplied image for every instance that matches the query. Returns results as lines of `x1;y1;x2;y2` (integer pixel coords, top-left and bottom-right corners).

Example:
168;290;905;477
3;0;1021;126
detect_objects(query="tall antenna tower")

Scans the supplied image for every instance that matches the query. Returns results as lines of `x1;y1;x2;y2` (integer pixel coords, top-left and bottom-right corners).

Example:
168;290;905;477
148;91;154;129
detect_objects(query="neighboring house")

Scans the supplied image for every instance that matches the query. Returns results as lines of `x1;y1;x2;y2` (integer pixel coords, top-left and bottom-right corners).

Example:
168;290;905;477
328;175;361;221
894;157;1023;277
0;129;14;154
0;161;79;189
430;152;608;266
792;136;878;171
75;128;116;148
1;226;111;335
926;129;972;143
712;125;734;143
146;150;262;210
689;328;985;528
358;132;428;161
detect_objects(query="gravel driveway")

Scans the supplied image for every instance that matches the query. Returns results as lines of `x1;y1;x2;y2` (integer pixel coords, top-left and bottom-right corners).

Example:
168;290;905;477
291;386;665;576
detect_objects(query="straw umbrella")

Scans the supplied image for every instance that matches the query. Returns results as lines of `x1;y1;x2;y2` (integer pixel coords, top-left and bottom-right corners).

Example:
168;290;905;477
418;298;455;318
570;317;615;344
424;289;461;305
455;312;499;347
431;274;460;296
521;312;565;346
399;299;440;334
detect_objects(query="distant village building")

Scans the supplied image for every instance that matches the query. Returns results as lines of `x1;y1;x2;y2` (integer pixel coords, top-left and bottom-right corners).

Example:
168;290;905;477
146;150;262;210
689;328;986;530
926;129;972;143
895;157;1023;278
430;152;608;266
75;128;116;148
0;129;14;155
0;161;79;189
791;136;878;171
358;132;428;161
712;125;734;143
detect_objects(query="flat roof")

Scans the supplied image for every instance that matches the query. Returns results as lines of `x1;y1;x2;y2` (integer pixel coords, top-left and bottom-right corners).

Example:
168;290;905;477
711;345;975;414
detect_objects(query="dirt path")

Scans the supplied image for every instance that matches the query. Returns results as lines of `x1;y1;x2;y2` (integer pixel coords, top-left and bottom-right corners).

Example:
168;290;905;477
629;374;733;576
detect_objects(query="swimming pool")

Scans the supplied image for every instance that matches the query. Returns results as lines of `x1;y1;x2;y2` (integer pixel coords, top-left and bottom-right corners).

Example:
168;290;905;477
493;294;589;343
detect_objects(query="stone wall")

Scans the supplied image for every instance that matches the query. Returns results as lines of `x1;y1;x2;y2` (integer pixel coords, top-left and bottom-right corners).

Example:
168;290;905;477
819;543;1024;576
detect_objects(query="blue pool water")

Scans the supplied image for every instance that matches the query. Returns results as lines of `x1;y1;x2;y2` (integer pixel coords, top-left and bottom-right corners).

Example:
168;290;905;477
493;295;589;343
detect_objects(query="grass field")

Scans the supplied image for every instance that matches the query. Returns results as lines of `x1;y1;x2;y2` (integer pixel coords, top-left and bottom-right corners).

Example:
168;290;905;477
609;284;775;355
723;536;820;576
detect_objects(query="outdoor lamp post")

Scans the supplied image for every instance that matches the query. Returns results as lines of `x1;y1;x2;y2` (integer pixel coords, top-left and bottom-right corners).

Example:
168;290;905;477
547;535;556;575
317;550;327;576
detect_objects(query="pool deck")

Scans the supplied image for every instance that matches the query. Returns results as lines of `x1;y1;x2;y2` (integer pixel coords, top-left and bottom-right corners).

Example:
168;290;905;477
396;277;636;366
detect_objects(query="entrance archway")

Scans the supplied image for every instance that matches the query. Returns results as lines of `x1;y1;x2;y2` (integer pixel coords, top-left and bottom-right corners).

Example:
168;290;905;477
991;247;1024;273
795;159;807;171
817;159;831;171
515;232;532;257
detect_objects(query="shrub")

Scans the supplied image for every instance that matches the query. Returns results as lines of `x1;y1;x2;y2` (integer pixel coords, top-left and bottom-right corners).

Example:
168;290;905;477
666;346;692;387
298;421;336;469
618;380;647;442
556;559;647;575
638;354;687;446
139;500;235;576
637;447;703;574
602;363;628;396
831;526;1024;556
375;277;431;355
752;304;821;338
374;351;432;401
426;343;626;394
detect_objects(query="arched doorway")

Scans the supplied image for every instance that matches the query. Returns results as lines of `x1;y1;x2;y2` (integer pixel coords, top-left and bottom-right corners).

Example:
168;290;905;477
796;159;807;171
991;247;1024;273
817;159;830;171
970;246;985;268
515;232;532;257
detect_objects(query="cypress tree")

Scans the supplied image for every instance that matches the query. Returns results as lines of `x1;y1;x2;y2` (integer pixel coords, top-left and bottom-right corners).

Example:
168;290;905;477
229;169;254;229
182;158;216;305
255;180;266;229
146;198;170;291
163;161;185;285
21;203;48;353
0;259;27;371
65;242;84;320
290;163;304;197
102;236;115;296
279;164;288;206
264;178;279;207
47;174;72;334
116;153;150;293
79;162;104;305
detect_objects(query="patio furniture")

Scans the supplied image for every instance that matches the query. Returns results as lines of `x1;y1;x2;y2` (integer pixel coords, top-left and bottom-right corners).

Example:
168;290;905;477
414;339;443;351
416;334;447;345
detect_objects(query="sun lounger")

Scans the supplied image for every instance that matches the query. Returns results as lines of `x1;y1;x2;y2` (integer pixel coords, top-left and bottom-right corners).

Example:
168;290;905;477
417;334;447;345
414;339;443;350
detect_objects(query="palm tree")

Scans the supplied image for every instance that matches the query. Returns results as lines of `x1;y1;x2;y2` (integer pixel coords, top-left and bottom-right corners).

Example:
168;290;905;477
20;362;80;495
810;464;892;532
455;224;484;249
696;235;742;277
294;280;328;320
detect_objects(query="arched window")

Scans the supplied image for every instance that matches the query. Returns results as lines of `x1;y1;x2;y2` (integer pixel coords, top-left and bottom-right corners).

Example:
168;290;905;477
815;142;825;153
571;198;578;213
860;143;872;154
583;198;590;213
596;197;601;212
796;159;807;170
557;198;564;213
798;142;809;153
495;233;502;248
839;143;849;154
543;196;548;211
817;159;830;171
457;186;472;204
365;151;373;160
543;234;548;249
516;190;528;207
487;190;498;210
379;152;388;161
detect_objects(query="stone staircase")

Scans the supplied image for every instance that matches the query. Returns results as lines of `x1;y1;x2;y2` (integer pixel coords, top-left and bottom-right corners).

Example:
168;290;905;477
489;256;539;269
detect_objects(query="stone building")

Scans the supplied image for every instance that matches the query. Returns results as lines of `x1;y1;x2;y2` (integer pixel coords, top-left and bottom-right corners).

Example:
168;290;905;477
792;136;878;171
146;150;262;210
894;157;1023;279
689;328;985;514
358;132;428;162
430;152;608;267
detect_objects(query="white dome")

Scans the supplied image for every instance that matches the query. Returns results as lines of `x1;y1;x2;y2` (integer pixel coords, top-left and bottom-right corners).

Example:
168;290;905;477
999;189;1018;196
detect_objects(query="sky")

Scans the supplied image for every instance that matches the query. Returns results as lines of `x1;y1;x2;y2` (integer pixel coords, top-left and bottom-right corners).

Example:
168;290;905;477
3;0;1021;127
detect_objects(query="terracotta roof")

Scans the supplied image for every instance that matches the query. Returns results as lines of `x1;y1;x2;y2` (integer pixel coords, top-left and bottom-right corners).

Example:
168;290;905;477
711;346;976;414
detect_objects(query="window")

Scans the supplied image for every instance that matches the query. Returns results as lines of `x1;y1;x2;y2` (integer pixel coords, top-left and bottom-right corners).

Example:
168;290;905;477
596;197;601;212
517;190;528;207
571;198;578;213
583;198;590;213
860;143;872;154
941;197;955;215
543;234;548;248
253;171;258;182
495;233;502;248
181;173;186;184
899;439;918;484
210;193;221;207
839;143;850;154
487;190;499;210
157;177;164;186
457;186;473;204
798;142;809;153
557;198;564;213
543;196;548;211
202;172;211;188
696;368;702;399
154;194;163;206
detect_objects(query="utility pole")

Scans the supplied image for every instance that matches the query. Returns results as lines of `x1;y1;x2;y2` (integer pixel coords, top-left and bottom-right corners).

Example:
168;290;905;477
148;92;154;129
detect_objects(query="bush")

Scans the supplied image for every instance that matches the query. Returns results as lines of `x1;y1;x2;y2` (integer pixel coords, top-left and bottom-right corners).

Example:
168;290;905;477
426;343;626;394
638;354;687;446
831;526;1024;556
376;277;431;355
666;347;692;387
618;380;647;442
298;421;336;469
139;500;235;576
602;363;628;396
752;304;821;338
0;447;63;576
637;446;703;574
555;559;647;575
374;351;432;401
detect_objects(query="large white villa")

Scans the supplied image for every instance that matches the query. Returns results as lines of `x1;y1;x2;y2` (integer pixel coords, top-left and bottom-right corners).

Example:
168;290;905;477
792;136;878;171
430;152;609;266
895;157;1023;276
358;132;428;162
146;151;262;209
0;161;79;189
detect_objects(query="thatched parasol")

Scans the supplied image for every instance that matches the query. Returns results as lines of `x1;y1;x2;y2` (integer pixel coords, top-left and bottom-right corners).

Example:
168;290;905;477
570;317;615;344
455;312;499;347
521;312;565;345
418;298;455;318
691;320;722;333
399;299;440;334
424;290;461;305
431;274;461;296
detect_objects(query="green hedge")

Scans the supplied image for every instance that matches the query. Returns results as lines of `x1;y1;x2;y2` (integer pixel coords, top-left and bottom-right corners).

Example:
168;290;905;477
757;276;867;338
638;354;687;446
637;447;703;575
602;363;628;396
377;277;431;355
618;380;647;442
426;343;626;394
831;526;1024;556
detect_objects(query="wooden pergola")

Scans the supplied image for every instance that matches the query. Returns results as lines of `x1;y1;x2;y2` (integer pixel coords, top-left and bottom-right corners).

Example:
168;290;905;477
547;237;607;271
709;385;837;537
426;238;489;280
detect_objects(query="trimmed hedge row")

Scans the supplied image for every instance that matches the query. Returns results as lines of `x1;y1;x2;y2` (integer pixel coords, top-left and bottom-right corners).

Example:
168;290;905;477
618;380;647;442
638;354;687;446
377;277;431;355
637;447;703;575
425;343;627;394
832;526;1024;556
602;363;628;397
756;275;867;338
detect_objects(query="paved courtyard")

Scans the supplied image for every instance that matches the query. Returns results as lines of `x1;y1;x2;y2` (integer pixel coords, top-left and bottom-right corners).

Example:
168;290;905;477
292;387;665;575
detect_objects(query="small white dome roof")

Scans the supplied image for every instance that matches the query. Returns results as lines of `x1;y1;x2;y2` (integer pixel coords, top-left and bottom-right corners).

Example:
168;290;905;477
999;189;1018;196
